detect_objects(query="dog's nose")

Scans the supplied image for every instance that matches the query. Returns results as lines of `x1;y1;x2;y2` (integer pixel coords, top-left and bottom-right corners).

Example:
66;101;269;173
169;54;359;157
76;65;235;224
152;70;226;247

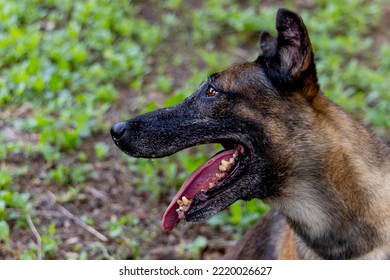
110;122;126;141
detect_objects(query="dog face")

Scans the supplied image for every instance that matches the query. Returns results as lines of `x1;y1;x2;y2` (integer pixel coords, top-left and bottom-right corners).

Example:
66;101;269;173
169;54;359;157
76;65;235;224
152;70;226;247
111;9;320;231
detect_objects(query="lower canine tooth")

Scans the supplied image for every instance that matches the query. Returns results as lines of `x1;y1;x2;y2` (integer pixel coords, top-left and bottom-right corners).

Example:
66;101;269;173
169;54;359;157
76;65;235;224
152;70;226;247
182;196;191;205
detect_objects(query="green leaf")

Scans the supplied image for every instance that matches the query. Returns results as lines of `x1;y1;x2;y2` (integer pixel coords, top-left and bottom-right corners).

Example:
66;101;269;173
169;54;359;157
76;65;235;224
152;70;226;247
0;220;10;242
94;142;110;160
0;170;12;189
230;201;242;225
0;201;6;219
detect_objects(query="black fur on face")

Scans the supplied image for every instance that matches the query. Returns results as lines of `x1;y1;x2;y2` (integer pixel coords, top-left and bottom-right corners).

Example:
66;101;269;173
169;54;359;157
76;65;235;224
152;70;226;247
111;69;287;223
110;8;316;225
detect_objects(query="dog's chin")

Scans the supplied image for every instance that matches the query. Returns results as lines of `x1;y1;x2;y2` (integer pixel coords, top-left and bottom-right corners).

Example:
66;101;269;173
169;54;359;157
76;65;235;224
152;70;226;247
184;178;249;223
161;143;251;231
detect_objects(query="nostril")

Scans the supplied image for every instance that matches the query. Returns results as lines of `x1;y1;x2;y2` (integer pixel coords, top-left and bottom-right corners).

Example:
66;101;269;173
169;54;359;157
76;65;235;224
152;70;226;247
110;122;126;141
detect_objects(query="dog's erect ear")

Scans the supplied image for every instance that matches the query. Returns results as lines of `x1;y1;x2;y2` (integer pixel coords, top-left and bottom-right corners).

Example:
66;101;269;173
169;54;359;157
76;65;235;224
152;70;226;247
261;8;319;98
260;31;277;58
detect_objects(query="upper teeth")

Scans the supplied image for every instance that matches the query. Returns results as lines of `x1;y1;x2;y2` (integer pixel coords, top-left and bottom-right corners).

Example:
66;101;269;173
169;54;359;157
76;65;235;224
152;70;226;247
218;153;237;173
219;160;229;172
213;153;239;186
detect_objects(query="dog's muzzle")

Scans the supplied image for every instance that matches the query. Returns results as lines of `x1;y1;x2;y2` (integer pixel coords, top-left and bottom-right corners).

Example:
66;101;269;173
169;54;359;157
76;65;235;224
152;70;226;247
110;121;127;142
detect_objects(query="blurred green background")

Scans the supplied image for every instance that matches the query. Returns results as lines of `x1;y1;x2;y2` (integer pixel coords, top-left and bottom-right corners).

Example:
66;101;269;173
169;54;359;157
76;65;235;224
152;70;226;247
0;0;389;259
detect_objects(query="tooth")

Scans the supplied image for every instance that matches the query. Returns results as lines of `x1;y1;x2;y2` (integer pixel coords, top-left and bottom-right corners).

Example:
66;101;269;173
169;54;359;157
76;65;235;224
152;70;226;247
229;157;235;164
221;159;230;167
177;199;183;206
215;173;222;180
209;182;215;188
219;160;230;172
182;196;191;205
233;151;238;158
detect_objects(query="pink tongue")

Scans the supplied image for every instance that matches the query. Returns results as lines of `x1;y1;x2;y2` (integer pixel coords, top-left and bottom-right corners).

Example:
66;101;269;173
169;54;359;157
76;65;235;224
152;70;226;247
162;149;236;231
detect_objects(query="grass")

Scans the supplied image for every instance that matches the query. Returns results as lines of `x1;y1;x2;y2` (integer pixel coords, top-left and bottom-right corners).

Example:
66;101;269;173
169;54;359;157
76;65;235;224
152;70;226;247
0;0;389;259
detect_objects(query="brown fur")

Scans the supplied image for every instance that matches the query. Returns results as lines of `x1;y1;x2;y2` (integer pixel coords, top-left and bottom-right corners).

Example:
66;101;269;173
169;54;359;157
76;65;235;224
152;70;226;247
226;91;390;259
225;211;299;259
222;10;390;260
111;9;390;259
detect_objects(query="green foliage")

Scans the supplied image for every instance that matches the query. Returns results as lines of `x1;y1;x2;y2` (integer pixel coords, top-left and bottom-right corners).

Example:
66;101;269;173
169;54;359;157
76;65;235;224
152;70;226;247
0;220;10;242
0;189;32;216
49;163;90;186
0;169;12;189
0;0;161;154
208;200;270;236
180;236;208;258
102;214;150;259
94;142;110;160
125;156;180;199
41;223;58;258
303;0;390;133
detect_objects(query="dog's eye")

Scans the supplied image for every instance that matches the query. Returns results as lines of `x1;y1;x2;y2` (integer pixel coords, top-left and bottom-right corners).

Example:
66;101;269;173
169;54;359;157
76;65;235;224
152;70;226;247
207;87;218;97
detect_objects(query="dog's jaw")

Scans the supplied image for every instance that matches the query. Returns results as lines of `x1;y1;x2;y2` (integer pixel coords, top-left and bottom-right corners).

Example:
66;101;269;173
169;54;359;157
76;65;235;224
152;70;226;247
162;146;246;231
183;148;254;223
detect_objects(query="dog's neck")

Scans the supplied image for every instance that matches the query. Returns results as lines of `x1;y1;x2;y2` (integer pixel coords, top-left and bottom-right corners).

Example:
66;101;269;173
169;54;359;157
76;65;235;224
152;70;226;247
266;95;390;259
268;157;390;259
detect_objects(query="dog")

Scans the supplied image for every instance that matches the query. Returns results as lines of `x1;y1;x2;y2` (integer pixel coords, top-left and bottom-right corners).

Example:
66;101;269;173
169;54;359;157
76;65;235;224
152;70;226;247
111;8;390;259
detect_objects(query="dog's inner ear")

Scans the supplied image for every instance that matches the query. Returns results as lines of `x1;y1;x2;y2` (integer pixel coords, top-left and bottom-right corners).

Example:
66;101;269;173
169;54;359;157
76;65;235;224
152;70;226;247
261;9;319;98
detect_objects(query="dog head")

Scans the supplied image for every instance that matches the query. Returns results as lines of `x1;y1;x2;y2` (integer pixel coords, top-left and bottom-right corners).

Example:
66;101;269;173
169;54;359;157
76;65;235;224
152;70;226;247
111;8;320;231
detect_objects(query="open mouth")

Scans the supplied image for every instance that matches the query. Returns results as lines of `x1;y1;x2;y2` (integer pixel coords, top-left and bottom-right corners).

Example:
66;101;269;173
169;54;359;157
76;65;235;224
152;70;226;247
162;144;248;231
